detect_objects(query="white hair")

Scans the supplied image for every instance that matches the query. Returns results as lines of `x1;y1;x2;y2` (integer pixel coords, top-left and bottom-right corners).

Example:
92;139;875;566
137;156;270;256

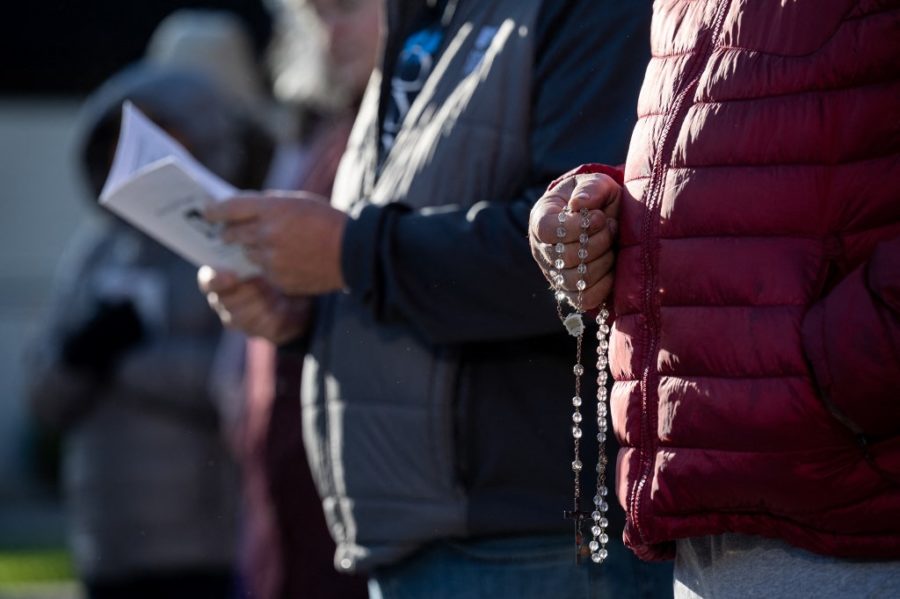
263;0;350;109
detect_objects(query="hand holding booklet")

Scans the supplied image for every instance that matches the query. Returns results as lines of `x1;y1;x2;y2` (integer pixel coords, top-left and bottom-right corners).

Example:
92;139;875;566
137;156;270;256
99;102;260;278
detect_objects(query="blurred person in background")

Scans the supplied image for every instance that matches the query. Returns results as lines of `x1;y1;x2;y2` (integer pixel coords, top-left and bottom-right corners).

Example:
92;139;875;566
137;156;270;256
188;1;380;597
26;64;273;599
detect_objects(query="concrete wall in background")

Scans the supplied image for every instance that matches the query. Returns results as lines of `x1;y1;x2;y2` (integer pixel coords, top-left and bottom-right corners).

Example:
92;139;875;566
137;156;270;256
0;98;95;497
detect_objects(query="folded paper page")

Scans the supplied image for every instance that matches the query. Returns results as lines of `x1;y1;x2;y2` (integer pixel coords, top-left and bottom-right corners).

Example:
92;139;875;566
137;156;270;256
99;102;259;278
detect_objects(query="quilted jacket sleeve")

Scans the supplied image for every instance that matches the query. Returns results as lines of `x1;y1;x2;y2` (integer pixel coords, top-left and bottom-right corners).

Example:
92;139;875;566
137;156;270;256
802;235;900;440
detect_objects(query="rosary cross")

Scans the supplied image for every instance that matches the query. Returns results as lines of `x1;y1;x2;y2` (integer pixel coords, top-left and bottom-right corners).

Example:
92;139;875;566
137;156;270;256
563;509;593;563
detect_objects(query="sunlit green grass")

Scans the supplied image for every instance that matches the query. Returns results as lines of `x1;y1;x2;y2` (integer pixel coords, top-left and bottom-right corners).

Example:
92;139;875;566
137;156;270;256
0;550;74;584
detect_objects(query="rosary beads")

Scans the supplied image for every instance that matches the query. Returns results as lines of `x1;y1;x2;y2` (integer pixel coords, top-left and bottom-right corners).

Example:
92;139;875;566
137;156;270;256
551;207;610;565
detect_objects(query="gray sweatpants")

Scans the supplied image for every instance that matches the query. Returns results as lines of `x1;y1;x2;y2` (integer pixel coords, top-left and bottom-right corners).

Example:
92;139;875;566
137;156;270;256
674;533;900;599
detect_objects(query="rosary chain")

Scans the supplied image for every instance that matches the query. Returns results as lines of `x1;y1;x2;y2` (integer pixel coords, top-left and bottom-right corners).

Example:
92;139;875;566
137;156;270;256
551;207;610;565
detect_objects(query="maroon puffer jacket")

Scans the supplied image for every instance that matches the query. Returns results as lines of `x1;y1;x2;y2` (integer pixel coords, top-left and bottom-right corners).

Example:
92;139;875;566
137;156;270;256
563;0;900;560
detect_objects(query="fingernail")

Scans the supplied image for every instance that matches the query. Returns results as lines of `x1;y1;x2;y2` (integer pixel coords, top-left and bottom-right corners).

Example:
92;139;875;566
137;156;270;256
198;265;215;284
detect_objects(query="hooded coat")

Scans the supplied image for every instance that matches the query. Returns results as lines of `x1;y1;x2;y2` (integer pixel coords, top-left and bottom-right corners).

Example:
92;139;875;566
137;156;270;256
28;65;269;581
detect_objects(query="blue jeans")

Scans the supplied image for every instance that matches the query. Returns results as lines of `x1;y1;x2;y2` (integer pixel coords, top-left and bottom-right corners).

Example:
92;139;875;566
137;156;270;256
369;534;673;599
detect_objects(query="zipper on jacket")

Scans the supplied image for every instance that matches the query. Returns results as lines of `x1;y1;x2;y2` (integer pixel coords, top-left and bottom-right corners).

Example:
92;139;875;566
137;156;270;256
629;0;731;546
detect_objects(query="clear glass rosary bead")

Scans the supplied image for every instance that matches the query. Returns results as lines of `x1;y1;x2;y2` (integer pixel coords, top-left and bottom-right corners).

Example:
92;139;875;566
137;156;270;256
599;308;610;321
576;280;586;291
592;510;602;521
589;541;600;552
554;259;565;270
572;460;583;472
599;533;609;544
591;526;602;536
572;412;583;424
598;517;609;528
579;233;589;244
577;248;589;260
556;227;566;238
599;323;610;334
577;264;587;274
598;548;609;560
554;275;565;287
597;432;606;443
598;486;608;496
573;364;584;376
558;211;568;223
572;426;582;439
572;395;582;407
555;291;567;302
555;242;565;254
591;552;604;564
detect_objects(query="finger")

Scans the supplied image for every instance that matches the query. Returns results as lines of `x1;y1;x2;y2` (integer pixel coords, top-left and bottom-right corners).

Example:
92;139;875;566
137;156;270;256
243;246;268;268
537;221;613;269
198;266;240;294
545;176;577;199
603;192;621;222
253;309;289;343
211;302;233;327
530;192;568;243
221;293;274;335
264;189;328;203
203;287;238;326
239;300;286;340
214;280;270;313
580;272;615;312
198;265;216;293
534;208;607;247
204;195;265;224
221;222;263;247
557;251;615;292
568;174;621;212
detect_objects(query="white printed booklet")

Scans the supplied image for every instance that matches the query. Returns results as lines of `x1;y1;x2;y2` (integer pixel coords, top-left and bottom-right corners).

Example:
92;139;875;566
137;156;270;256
99;101;260;278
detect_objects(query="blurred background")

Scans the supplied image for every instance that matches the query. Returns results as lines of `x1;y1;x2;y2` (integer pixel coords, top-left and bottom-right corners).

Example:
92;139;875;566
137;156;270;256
0;2;272;597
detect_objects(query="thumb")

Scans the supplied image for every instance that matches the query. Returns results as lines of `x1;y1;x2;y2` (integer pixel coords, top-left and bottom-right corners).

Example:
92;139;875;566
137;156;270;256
568;173;620;212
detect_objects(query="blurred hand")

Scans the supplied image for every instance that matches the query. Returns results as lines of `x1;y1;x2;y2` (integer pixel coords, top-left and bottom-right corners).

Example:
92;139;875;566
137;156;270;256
198;266;311;344
204;191;347;295
528;172;621;310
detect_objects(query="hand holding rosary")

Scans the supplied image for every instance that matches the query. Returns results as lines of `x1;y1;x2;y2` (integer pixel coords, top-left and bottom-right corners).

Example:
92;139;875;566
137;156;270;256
531;171;620;565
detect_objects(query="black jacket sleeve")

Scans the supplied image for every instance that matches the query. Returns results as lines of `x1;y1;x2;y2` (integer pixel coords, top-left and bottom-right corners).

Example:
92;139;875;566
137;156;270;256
341;0;651;345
